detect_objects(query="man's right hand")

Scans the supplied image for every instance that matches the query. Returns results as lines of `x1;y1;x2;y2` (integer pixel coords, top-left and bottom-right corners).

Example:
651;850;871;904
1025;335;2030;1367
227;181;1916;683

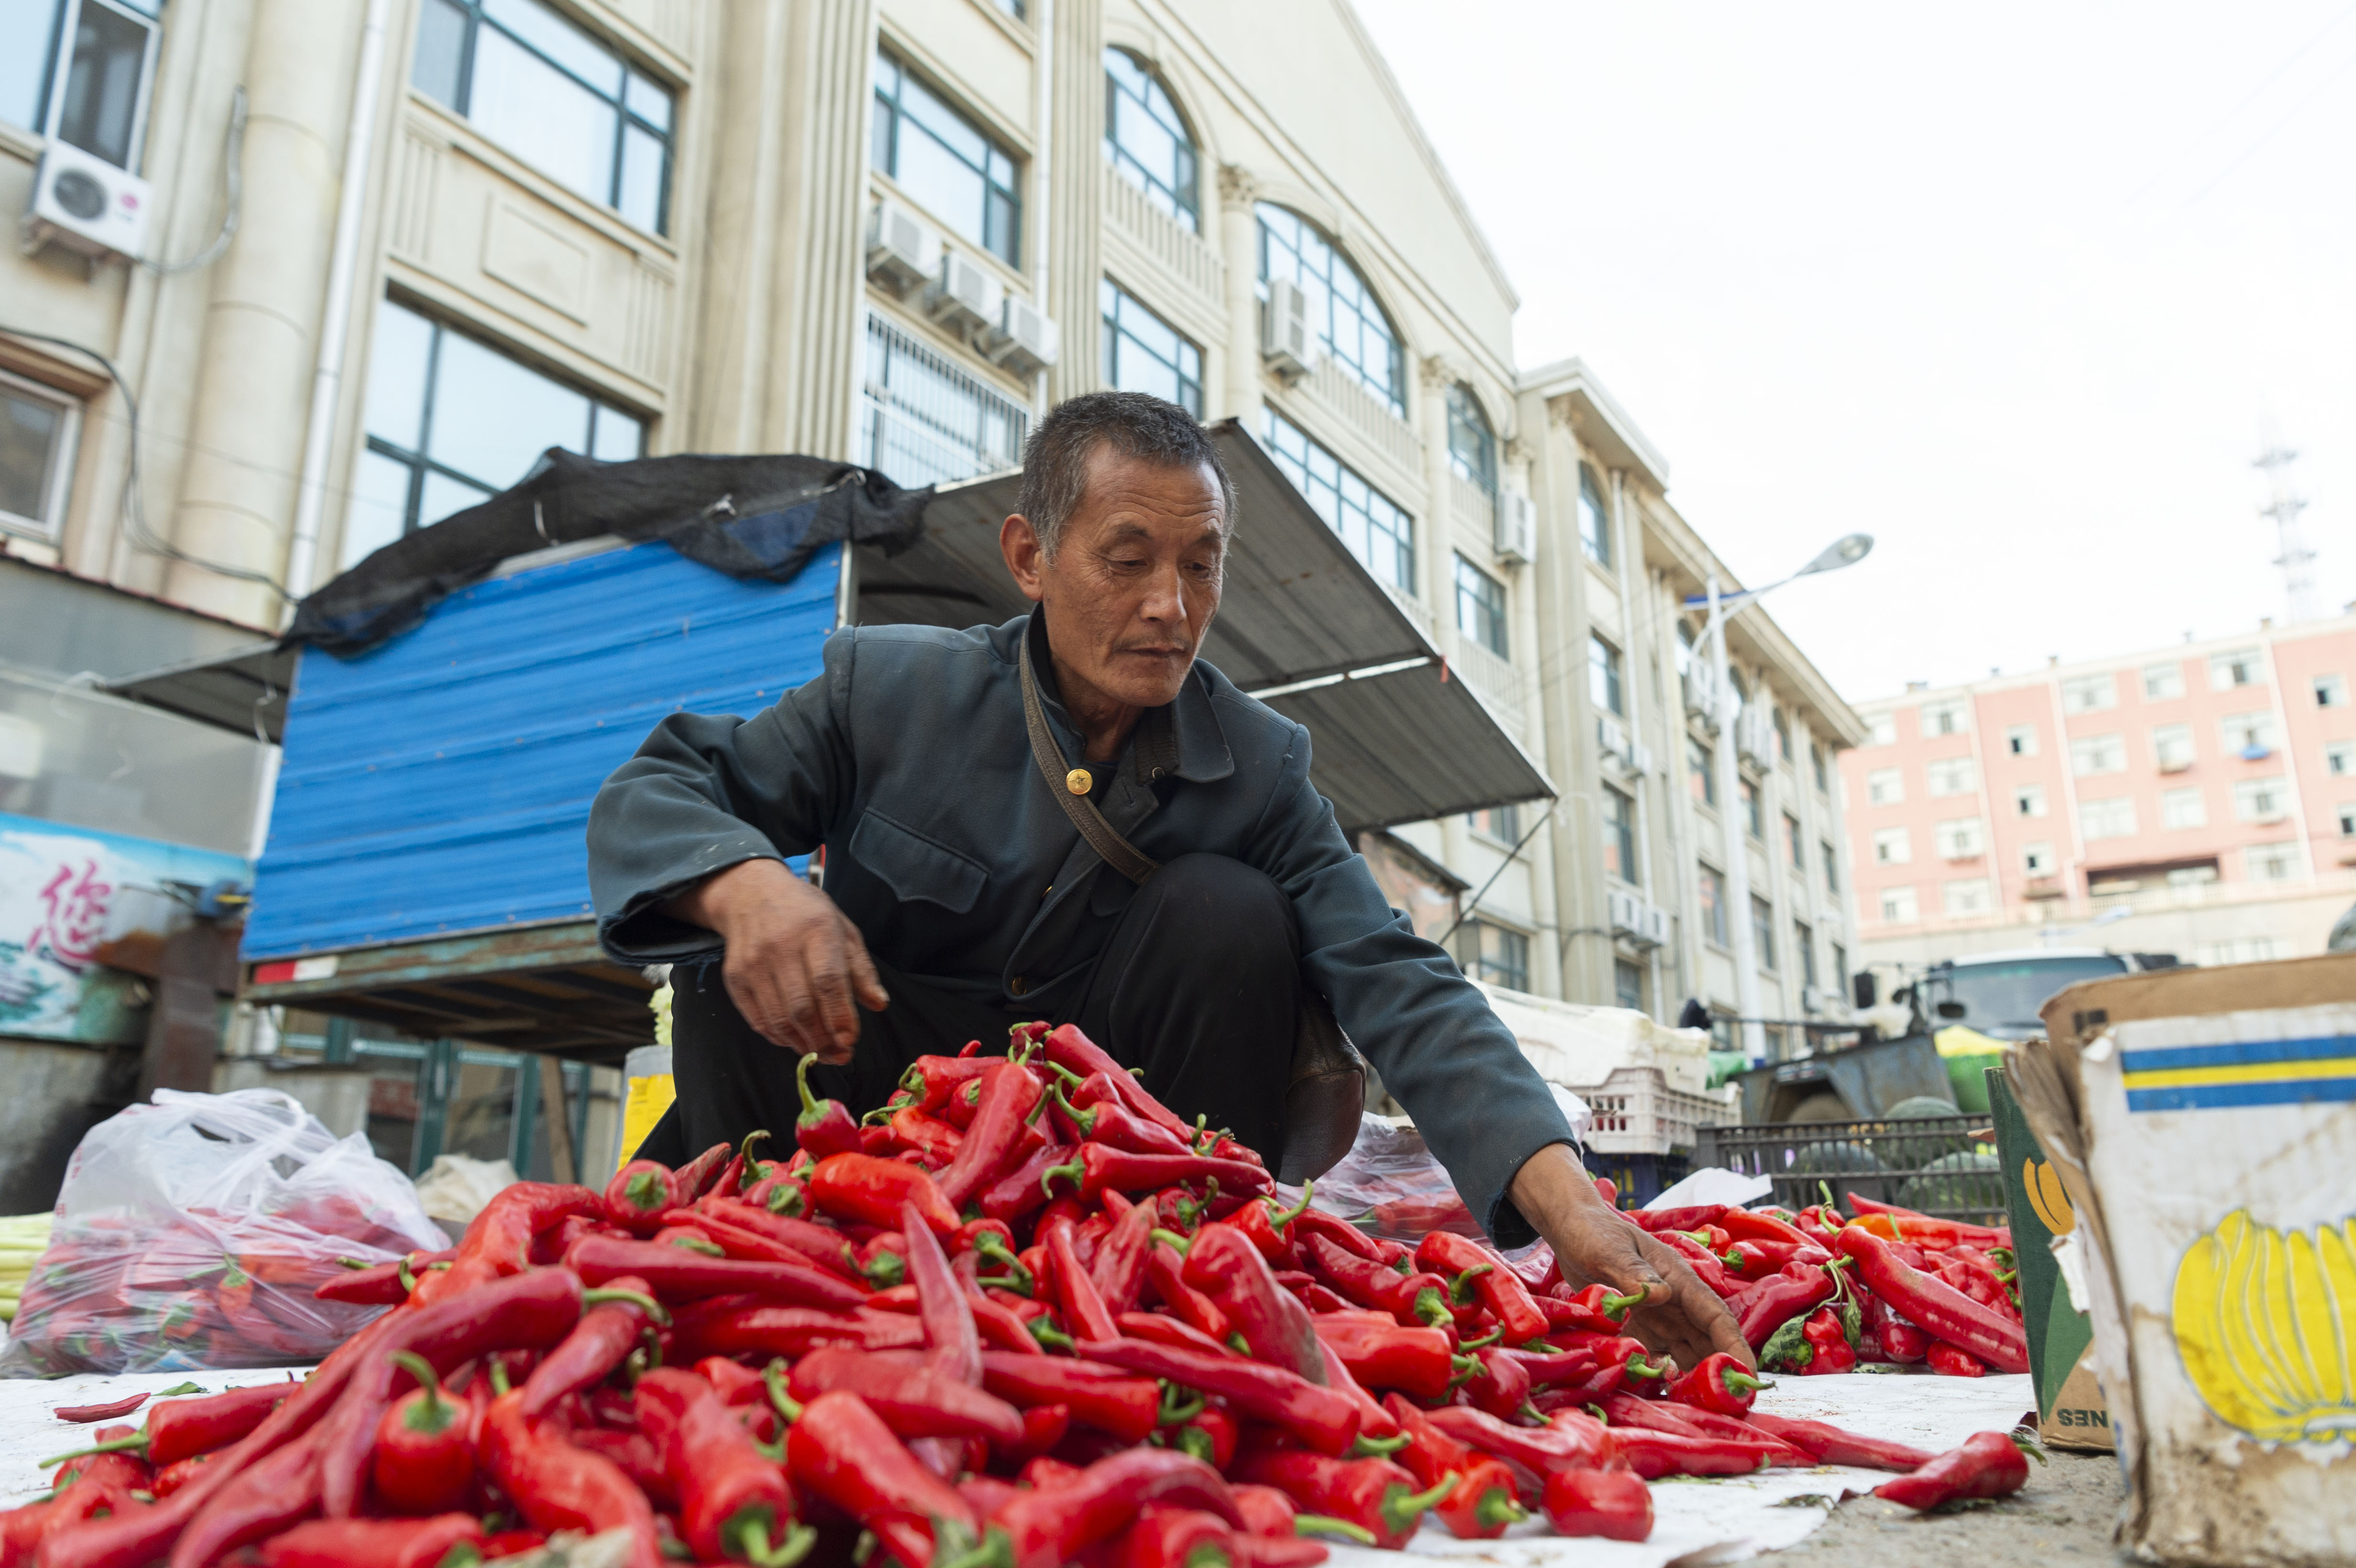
664;859;889;1063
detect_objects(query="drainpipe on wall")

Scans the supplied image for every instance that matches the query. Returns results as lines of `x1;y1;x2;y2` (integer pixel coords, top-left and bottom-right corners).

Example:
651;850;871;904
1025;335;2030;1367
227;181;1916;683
280;0;391;614
1030;0;1055;421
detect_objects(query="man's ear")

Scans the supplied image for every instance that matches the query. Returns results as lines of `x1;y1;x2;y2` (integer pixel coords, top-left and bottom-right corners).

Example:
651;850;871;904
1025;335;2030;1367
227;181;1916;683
1000;513;1047;603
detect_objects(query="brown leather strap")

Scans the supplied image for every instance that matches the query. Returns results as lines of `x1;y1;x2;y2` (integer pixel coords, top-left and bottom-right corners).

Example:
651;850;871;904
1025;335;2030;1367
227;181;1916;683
1021;631;1161;886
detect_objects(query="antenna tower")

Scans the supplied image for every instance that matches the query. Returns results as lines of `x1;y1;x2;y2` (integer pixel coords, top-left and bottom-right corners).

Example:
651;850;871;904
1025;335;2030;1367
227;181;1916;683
2254;437;2319;623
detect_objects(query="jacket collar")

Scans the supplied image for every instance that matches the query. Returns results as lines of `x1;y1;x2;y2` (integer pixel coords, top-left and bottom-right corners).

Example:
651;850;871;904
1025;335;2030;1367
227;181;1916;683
1020;612;1233;786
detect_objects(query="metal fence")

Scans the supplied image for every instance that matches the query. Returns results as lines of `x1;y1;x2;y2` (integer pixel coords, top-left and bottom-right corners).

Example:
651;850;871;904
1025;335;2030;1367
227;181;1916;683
857;313;1028;490
1693;1116;2006;1224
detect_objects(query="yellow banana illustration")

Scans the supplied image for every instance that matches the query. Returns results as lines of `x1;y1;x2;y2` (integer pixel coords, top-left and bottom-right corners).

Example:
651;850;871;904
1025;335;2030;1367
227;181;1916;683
2025;1158;2076;1237
2173;1209;2356;1442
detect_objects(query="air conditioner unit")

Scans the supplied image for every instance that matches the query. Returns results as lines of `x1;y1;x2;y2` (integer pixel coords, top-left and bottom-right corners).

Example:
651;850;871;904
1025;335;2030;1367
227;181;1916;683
1802;983;1830;1014
1606;887;1643;938
1495;493;1536;566
989;294;1059;376
1597;715;1630;762
927;251;1002;335
1682;665;1720;730
1261;278;1317;382
1737;704;1773;764
1627;739;1654;778
2158;757;2192;774
865;199;938;296
23;139;151;261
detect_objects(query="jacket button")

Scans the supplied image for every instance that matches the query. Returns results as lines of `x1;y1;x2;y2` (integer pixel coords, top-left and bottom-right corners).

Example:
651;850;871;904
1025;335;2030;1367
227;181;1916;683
1010;977;1028;996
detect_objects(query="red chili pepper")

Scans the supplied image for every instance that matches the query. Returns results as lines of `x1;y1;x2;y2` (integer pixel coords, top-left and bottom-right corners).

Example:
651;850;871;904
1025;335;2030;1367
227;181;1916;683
671;1139;738;1204
370;1351;474;1516
1744;1411;1932;1471
1456;1344;1530;1421
786;1389;978;1568
886;1106;965;1165
1091;1195;1162;1318
1729;1261;1840;1351
1497;1345;1605;1389
1625;1204;1729;1234
1414;1231;1548;1346
1181;1223;1324;1382
1846;1195;2009;1247
1379;1396;1524;1541
1309;1318;1455;1402
1229;1449;1451;1552
933;1060;1048;1210
1076;1338;1362;1455
1231;1187;1310;1270
171;1423;330;1568
46;1426;150;1497
808;1153;960;1236
1717;1208;1814;1249
668;1301;926;1361
150;1453;214;1499
42;1382;288;1470
1110;1505;1239;1568
1053;1077;1198;1159
1040;1024;1200;1145
1647;1226;1744;1298
254;1514;483;1568
1873;1429;2039;1510
1421;1407;1614;1499
979;1352;1161;1443
978;1143;1074;1224
1800;1306;1860;1375
8;1479;133;1568
1540;1468;1653;1542
603;1159;682;1233
1665;1350;1764;1416
976;1447;1238;1568
1539;1284;1644;1335
1877;1311;1930;1364
1043;1145;1272;1203
416;1183;601;1307
481;1390;661;1568
902;1056;993;1119
567;1233;870;1311
1145;1243;1232;1343
633;1370;811;1566
316;1249;461;1306
52;1394;149;1424
521;1273;666;1418
1284;1210;1378;1263
1835;1227;2029;1373
693;1198;862;1278
1925;1340;1988;1377
1046;1216;1121;1343
786;1345;1025;1445
566;1428;673;1507
1299;1235;1448;1328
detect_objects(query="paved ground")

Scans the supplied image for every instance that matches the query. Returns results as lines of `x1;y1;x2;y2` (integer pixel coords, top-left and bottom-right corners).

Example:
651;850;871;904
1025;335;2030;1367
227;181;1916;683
1771;1448;2129;1566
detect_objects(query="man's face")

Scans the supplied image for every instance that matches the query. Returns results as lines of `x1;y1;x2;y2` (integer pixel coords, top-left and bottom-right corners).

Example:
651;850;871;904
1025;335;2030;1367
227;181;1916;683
1001;447;1228;711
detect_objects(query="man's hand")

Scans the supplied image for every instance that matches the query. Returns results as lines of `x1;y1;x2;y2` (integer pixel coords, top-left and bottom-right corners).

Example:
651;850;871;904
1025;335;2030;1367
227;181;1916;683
1508;1143;1755;1374
665;859;888;1063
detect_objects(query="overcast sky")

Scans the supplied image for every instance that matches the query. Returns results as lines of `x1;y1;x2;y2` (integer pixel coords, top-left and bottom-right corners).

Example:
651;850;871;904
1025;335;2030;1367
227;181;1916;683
1352;1;2356;704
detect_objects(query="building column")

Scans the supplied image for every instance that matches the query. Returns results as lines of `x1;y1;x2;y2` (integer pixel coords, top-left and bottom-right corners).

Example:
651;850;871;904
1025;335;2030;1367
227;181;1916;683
164;0;369;622
1529;397;1598;1004
1046;0;1103;406
683;0;795;456
771;0;879;460
1215;164;1260;432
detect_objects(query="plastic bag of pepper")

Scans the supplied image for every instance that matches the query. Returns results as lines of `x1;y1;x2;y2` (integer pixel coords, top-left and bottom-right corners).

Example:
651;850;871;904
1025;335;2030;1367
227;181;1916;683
0;1024;2045;1568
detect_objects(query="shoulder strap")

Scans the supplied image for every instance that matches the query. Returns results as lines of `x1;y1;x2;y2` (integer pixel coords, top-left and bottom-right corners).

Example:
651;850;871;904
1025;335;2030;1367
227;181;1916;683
1021;631;1161;886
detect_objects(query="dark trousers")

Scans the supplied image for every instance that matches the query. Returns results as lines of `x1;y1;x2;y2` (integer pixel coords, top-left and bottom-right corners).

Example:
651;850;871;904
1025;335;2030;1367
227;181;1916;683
632;854;1303;1168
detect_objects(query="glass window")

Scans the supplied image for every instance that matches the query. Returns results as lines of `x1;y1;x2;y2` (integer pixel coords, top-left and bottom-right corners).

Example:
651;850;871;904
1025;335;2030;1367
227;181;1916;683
2210;648;2264;690
1943;878;1992;916
2070;733;2126;775
1102;48;1196;230
1257;204;1403;415
1454;555;1508;657
2152;723;2194;771
2161;786;2206;829
1687;739;1715;806
1100;279;1201;416
2221;710;2279;756
1926;757;1976;797
1880;885;1919;924
1873;826;1910;864
1741;778;1763;840
1796;921;1818;987
2233;776;2290;822
1262;407;1414;591
859;312;1029;488
2005;723;2038;756
2316;674;2347;708
1602;786;1636;884
1935;817;1985;858
2082;796;2137;839
1811;741;1828;792
2339;804;2356;838
6;0;161;172
1589;634;1622;716
1576;464;1610;567
873;50;1020;264
1772;706;1792;762
0;371;78;542
2023;841;2054;874
1832;943;1849;993
2246;843;2302;882
2328;741;2356;776
1613;958;1644;1013
352;297;644;567
991;0;1025;16
2144;661;2185;701
1868;713;1897;747
1784;812;1804;868
1467;803;1521;842
1445;384;1497;502
1697;866;1727;946
1750;896;1776;969
413;0;674;233
1920;698;1968;736
1821;840;1839;893
2015;784;2047;817
1462;921;1528;991
1866;767;1903;806
2060;674;2116;714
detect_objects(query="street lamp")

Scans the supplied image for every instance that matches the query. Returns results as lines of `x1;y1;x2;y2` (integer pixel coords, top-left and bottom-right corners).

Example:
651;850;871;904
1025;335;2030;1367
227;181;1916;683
1682;534;1874;1064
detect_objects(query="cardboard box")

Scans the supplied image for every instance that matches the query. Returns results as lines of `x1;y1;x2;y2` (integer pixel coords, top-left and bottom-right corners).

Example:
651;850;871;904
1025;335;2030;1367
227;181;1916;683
1985;1064;2115;1451
2014;954;2356;1566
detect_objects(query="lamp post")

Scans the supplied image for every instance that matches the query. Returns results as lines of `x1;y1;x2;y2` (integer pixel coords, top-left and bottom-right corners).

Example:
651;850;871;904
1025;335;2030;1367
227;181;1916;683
1687;534;1872;1064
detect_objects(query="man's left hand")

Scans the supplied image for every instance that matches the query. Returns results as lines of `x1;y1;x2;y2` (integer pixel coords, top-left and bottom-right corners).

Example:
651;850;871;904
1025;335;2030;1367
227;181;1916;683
1508;1142;1756;1373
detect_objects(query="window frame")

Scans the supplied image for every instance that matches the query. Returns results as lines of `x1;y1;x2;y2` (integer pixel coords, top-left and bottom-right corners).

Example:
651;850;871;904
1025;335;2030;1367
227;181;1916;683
1445;384;1498;503
1796;920;1818;988
1920;698;1968;737
1601;784;1637;886
873;47;1022;265
1740;777;1763;841
1925;756;1977;797
1099;277;1202;416
2160;785;2206;830
2232;775;2290;823
1750;895;1776;971
1697;865;1728;947
2143;661;2185;702
1255;204;1405;416
2315;674;2348;709
1934;816;1985;860
2015;783;2048;818
2060;673;2116;714
1872;826;1911;865
1589;633;1623;717
2069;732;2126;776
1879;884;1920;924
1576;463;1611;567
1820;839;1839;893
1865;766;1904;806
2220;710;2280;756
1102;46;1198;231
2081;795;2138;839
2210;649;2264;691
2151;722;2195;771
414;0;676;235
1687;738;1716;807
0;367;82;543
1784;811;1804;870
1462;919;1530;992
1811;740;1828;792
2004;723;2038;756
10;0;161;172
1262;407;1415;593
1453;553;1509;658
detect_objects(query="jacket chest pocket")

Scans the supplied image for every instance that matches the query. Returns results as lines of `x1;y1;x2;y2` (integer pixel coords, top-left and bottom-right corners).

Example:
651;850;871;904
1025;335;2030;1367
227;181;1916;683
849;809;990;915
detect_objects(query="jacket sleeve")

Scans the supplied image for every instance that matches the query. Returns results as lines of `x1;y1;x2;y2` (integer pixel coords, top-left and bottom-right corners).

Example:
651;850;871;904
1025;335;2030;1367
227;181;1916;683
1241;717;1574;1248
587;630;858;964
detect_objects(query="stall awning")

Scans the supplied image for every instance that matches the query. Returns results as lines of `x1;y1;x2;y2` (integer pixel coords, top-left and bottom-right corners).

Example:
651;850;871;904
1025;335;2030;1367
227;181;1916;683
855;420;1553;831
106;640;297;744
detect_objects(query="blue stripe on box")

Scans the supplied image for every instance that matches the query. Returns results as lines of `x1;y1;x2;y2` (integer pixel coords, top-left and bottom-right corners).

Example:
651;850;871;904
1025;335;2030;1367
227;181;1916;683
2125;1077;2356;1113
2116;1034;2356;1074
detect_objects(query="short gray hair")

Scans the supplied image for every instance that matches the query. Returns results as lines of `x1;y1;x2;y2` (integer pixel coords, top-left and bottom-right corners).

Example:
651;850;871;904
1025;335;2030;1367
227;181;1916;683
1015;392;1234;559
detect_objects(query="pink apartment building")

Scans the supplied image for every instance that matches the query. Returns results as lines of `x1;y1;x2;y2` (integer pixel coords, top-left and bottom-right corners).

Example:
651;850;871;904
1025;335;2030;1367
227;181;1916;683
1840;612;2356;968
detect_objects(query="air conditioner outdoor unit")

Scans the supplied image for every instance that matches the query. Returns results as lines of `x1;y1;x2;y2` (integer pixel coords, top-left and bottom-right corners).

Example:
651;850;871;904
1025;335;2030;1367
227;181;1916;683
1626;739;1654;778
1737;704;1773;764
23;139;150;261
2158;758;2192;773
1495;493;1536;566
927;251;1002;335
990;294;1059;376
865;200;938;296
1802;983;1829;1014
1607;887;1644;938
1682;666;1720;730
1261;278;1317;382
1597;715;1630;762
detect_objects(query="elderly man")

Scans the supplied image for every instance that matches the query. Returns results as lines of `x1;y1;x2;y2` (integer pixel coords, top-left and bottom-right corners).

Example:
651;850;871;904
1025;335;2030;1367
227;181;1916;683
587;392;1747;1367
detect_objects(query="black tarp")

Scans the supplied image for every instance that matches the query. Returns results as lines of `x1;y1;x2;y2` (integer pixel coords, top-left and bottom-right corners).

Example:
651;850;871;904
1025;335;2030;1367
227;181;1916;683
287;450;932;656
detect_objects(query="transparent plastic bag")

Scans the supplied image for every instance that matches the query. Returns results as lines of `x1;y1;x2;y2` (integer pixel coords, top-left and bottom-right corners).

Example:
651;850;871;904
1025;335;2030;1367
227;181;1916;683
0;1088;445;1375
1277;1112;1575;1282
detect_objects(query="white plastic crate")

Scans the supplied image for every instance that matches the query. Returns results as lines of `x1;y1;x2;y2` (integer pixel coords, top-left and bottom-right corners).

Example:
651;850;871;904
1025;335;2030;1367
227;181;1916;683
1572;1065;1738;1155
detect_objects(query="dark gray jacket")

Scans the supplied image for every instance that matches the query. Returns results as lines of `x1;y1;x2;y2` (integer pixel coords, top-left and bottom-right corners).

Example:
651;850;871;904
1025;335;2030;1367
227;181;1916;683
587;613;1572;1243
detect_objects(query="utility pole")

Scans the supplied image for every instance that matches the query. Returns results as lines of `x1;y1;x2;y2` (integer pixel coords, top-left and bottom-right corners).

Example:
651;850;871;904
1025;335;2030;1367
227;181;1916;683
2255;436;2319;624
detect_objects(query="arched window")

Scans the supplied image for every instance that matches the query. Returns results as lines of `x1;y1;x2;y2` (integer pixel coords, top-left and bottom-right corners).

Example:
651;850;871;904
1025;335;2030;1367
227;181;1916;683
1576;463;1610;566
1256;205;1404;417
1104;49;1199;231
1445;385;1496;501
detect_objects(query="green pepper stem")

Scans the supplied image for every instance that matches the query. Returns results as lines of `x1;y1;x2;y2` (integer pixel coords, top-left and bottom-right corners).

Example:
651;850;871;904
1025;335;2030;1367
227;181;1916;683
1411;1286;1452;1328
1601;1289;1645;1320
1623;1354;1667;1382
1456;1324;1503;1351
1292;1518;1377;1545
738;1516;816;1568
397;1255;417;1294
1156;1384;1206;1426
1149;1228;1192;1255
1474;1485;1528;1528
488;1356;512;1397
1721;1368;1763;1395
1448;1263;1494;1305
1047;1082;1096;1136
387;1350;452;1433
38;1432;149;1467
1268;1180;1315;1229
1348;1431;1410;1457
1040;1159;1085;1198
436;1545;484;1568
764;1359;804;1426
583;1286;673;1327
1382;1474;1461;1534
796;1051;826;1119
624;1169;668;1213
1028;1318;1076;1353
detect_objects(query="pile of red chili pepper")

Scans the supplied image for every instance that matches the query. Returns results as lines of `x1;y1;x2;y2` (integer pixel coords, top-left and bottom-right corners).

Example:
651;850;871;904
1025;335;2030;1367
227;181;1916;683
1623;1184;2029;1382
0;1024;2035;1568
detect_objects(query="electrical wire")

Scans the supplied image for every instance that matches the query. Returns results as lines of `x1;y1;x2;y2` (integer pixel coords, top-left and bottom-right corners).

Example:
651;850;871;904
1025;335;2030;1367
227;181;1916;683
0;326;287;596
143;86;246;274
2127;0;2356;203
